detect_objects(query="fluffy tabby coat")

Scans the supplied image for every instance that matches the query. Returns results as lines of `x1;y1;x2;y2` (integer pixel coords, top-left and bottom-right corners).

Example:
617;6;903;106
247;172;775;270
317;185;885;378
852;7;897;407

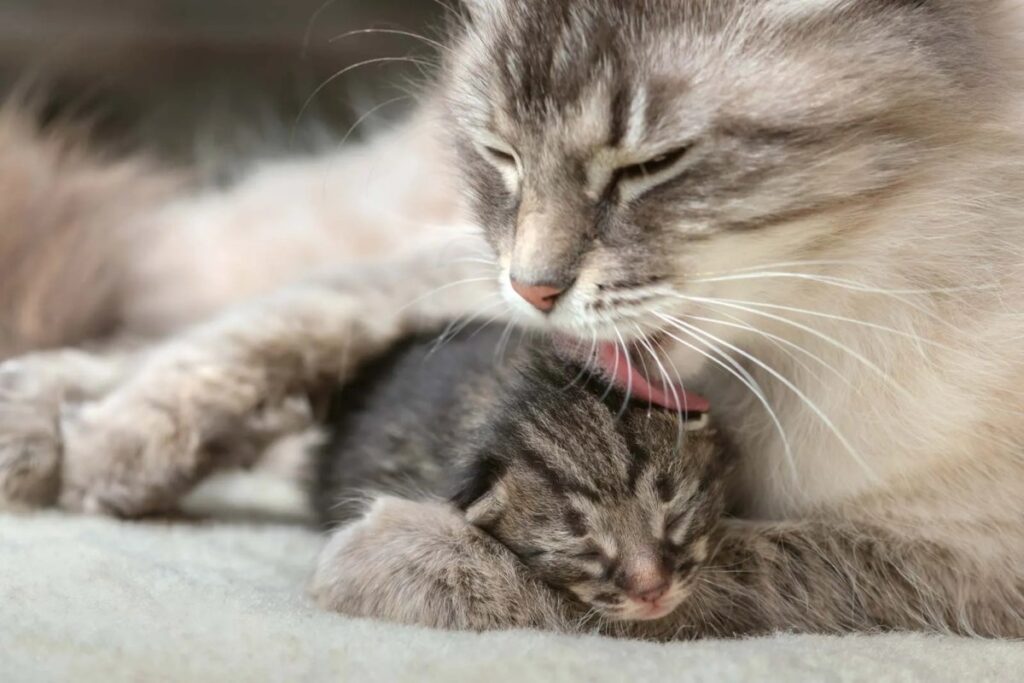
1;0;1023;639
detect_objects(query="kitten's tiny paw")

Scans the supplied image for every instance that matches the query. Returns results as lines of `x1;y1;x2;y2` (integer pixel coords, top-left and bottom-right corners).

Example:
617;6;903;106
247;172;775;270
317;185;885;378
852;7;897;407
57;399;201;516
312;496;570;631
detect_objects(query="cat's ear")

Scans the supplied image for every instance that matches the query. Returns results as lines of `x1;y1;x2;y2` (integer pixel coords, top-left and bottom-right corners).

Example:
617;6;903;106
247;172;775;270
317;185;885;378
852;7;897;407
451;454;507;526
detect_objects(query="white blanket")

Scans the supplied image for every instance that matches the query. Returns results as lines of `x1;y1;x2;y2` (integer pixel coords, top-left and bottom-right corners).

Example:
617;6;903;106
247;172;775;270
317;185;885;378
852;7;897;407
2;473;1022;683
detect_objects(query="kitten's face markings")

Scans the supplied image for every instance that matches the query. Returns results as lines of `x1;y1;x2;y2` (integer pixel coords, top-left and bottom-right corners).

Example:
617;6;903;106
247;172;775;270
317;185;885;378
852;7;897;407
447;0;975;346
456;362;723;622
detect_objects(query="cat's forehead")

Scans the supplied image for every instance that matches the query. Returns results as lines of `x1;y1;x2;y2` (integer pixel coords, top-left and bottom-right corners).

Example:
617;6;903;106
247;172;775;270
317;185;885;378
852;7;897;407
451;0;966;146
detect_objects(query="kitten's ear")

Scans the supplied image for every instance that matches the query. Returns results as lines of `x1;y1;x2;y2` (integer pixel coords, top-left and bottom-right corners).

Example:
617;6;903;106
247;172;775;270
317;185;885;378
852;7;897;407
451;454;507;526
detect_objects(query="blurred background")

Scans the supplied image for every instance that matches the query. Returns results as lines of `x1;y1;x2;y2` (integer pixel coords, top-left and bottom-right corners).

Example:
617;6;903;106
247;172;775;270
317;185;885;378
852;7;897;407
0;0;446;180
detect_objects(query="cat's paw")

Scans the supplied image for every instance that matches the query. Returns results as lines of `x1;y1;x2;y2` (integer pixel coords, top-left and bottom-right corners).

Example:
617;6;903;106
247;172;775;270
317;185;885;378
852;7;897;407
56;396;201;516
0;359;63;509
0;396;61;510
312;496;571;632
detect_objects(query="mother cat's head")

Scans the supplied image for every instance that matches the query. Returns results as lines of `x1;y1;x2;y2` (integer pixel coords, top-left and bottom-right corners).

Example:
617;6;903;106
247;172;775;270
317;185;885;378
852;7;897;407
441;0;1002;371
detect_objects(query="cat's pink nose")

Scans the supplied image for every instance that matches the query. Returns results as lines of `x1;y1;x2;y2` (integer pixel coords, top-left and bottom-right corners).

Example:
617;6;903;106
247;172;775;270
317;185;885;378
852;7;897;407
510;279;566;313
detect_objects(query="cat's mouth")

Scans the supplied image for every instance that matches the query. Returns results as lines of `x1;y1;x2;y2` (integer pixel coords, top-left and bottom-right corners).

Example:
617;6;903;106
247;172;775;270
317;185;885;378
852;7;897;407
556;336;710;415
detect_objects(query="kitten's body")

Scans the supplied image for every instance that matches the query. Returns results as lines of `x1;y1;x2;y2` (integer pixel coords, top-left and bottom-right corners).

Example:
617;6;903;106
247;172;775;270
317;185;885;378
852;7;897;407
1;0;1023;639
314;327;723;624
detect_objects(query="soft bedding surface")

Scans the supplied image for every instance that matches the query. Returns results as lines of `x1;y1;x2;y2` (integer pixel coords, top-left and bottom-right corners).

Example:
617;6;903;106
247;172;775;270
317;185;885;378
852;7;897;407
2;473;1022;683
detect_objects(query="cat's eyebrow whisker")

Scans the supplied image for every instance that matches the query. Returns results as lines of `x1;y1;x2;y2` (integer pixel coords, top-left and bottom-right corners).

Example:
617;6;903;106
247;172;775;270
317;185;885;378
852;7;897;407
654;314;797;481
658;313;876;483
666;292;914;400
329;28;452;55
336;96;412;150
293;55;436;137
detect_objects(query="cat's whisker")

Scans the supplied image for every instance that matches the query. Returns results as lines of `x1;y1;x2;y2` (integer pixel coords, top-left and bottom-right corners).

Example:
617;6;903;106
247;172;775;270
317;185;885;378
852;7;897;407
494;317;518;364
690;259;902;277
683;271;991;327
668;291;954;351
598;331;622;406
427;297;506;356
665;292;914;400
560;327;598;394
654;314;797;481
658;313;876;482
634;329;687;452
682;312;854;392
397;276;497;314
613;326;634;420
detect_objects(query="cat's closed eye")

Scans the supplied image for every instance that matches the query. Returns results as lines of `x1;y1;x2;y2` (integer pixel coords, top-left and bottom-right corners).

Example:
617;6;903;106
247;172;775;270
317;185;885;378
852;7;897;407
616;145;691;183
481;145;517;167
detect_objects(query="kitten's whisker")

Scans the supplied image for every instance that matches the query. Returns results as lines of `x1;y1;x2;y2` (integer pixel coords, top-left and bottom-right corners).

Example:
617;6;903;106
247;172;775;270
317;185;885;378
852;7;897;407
658;313;875;482
655;315;796;480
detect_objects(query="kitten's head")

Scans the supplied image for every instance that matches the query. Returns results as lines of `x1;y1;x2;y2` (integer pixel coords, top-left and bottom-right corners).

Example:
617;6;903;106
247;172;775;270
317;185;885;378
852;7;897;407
452;353;727;622
443;0;991;347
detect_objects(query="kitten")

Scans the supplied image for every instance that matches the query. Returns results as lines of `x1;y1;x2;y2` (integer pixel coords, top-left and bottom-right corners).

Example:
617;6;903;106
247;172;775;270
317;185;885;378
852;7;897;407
314;327;724;623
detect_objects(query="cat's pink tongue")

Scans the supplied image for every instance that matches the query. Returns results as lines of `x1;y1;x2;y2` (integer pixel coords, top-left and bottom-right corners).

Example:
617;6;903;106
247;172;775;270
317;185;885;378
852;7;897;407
594;342;710;414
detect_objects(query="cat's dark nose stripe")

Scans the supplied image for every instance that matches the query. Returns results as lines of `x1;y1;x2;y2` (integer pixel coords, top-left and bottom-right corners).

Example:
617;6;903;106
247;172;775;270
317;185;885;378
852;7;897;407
511;280;566;313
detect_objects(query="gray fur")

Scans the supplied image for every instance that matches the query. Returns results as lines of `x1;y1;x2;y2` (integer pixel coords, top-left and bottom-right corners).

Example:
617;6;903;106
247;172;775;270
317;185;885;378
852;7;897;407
314;328;724;622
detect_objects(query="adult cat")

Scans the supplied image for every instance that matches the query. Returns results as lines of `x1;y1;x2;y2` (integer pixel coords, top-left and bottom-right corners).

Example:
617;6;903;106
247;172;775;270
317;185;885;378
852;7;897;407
2;0;1024;637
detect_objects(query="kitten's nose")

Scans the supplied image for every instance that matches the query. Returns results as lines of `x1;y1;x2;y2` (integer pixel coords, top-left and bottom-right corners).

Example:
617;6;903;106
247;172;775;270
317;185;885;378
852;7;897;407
622;556;672;603
510;279;567;313
628;582;670;604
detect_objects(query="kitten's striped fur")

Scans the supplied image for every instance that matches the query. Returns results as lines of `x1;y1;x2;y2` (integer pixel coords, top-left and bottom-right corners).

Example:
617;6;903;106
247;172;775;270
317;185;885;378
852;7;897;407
314;328;724;622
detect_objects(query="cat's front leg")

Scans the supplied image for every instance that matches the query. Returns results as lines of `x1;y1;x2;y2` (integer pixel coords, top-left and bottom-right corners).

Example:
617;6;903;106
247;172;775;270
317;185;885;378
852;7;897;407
312;496;578;633
55;248;499;516
0;347;137;509
635;516;1024;640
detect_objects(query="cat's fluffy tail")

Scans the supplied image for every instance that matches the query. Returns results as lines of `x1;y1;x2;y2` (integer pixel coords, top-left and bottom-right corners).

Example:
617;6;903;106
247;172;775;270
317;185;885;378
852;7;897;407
0;108;181;359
